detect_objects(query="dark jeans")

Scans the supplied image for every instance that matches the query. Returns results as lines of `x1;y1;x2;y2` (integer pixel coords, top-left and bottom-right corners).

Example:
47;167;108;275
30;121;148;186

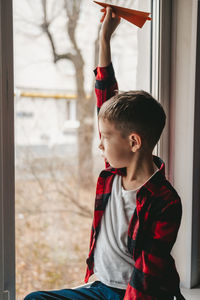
24;280;174;300
24;281;126;300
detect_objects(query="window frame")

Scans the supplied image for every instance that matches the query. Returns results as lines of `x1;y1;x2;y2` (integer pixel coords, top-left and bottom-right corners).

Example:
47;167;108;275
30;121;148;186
191;0;200;288
151;0;200;290
0;0;15;299
161;0;200;290
151;0;172;178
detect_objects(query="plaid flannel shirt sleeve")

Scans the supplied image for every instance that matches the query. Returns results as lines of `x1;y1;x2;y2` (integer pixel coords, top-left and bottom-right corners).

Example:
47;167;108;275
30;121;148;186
124;195;184;300
94;62;118;168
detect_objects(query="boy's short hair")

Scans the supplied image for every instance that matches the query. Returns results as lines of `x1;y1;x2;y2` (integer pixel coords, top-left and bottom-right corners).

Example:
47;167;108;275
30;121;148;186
98;90;166;150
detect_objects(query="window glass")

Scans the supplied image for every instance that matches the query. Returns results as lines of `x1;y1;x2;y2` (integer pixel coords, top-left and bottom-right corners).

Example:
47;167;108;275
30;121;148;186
14;0;152;298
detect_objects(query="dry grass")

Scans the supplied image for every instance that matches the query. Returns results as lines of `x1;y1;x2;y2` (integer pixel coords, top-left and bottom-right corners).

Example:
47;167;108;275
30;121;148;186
15;156;101;299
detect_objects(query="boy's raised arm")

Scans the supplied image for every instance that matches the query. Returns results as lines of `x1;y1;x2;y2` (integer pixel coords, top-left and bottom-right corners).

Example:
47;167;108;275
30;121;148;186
94;6;120;107
94;7;120;168
99;6;120;67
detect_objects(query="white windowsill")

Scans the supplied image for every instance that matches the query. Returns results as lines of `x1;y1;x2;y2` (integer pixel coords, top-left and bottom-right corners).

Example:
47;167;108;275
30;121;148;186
181;287;200;300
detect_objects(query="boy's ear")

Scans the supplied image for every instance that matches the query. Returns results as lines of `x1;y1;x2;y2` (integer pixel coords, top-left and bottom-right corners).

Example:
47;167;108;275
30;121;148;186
129;133;141;152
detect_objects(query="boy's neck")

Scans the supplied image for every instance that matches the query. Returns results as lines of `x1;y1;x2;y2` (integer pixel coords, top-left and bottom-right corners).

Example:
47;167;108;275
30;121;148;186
122;151;156;190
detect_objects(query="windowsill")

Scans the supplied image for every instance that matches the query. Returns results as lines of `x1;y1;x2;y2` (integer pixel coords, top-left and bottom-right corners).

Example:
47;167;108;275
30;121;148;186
181;287;200;300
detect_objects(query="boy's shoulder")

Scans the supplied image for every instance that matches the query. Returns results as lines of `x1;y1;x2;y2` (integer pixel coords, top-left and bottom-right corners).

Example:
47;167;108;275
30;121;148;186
144;155;181;204
152;173;181;200
163;178;181;200
149;175;182;219
141;163;182;217
154;172;181;201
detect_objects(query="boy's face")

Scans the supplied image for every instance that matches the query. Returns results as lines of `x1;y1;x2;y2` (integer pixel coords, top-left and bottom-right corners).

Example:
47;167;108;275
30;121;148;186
98;118;136;168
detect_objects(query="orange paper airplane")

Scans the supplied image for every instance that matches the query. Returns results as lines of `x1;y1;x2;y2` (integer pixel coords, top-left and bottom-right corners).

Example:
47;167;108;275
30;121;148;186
93;1;151;28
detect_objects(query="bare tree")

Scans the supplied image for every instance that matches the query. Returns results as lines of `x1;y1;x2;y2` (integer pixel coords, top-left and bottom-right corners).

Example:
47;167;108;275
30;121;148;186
39;0;95;188
16;0;135;188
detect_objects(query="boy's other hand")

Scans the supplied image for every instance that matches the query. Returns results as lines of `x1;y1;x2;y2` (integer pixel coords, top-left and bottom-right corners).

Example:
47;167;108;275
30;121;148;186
100;7;121;41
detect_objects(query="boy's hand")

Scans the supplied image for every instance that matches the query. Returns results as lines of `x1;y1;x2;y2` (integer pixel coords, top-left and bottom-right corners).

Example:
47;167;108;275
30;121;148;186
100;7;121;41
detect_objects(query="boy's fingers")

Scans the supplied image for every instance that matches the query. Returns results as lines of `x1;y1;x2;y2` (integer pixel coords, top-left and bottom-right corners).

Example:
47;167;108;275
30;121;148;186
100;6;120;23
100;8;106;22
100;12;106;23
105;6;112;19
105;7;119;19
100;6;111;23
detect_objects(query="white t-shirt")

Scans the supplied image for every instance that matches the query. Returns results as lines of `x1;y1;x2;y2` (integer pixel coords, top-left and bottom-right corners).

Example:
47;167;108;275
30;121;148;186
94;164;159;289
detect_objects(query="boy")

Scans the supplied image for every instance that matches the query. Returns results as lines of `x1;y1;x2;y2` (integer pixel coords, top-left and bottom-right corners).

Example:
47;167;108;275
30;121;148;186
25;7;185;300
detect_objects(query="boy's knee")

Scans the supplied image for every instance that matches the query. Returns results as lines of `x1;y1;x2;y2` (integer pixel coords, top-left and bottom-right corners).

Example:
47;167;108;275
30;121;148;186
24;291;43;300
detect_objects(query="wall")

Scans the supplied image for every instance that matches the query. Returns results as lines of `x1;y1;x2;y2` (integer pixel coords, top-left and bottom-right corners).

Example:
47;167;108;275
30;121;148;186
169;0;198;288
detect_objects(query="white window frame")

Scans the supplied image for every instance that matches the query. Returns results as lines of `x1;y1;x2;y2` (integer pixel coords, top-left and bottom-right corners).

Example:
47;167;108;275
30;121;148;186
0;0;15;299
191;1;200;287
157;0;200;292
151;0;172;176
152;0;200;292
169;0;199;290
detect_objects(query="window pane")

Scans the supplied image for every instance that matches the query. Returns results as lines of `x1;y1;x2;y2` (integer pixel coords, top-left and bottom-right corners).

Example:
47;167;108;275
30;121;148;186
14;0;152;298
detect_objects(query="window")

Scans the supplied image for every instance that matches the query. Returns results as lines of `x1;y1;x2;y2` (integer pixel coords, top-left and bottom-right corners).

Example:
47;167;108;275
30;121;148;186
6;0;200;299
13;1;154;298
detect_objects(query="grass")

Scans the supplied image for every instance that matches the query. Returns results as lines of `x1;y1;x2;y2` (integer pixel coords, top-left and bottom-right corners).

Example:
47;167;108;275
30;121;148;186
15;156;102;299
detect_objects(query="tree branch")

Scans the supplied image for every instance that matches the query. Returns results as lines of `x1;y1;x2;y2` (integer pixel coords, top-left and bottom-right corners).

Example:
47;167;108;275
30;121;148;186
40;0;75;63
64;0;82;55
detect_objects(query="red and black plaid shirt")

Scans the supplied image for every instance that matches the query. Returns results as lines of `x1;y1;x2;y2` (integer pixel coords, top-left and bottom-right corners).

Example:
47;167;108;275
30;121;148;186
85;63;185;300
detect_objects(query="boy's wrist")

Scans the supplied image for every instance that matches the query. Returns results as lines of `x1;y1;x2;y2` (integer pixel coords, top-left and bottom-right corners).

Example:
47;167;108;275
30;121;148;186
100;34;111;44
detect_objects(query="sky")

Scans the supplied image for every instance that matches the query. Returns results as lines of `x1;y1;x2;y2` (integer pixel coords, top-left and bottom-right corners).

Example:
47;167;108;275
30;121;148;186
13;0;151;93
